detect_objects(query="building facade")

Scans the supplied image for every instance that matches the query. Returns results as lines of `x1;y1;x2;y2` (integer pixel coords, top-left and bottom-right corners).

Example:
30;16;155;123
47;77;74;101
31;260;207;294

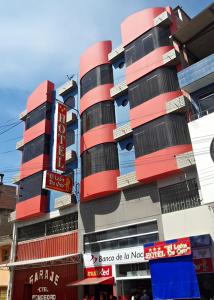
0;175;16;300
9;3;214;300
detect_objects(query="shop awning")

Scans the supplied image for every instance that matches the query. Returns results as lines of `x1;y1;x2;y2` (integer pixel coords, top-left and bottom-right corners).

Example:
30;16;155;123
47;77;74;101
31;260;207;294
68;277;114;286
5;253;81;268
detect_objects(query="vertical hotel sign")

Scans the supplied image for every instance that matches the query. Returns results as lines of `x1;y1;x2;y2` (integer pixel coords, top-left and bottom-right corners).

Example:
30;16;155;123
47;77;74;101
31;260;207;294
53;102;67;173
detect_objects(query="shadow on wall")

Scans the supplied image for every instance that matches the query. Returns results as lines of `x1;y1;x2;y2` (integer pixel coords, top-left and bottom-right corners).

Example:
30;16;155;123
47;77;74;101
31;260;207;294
79;182;160;234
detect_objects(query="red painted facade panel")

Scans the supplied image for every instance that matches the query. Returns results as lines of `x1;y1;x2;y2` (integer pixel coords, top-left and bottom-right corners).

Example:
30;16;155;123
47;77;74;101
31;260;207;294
20;154;49;180
126;46;174;85
12;264;77;300
80;41;112;79
121;7;166;47
130;91;183;129
135;145;192;183
80;83;113;115
16;195;48;220
16;231;78;260
27;80;54;114
81;170;120;202
80;123;116;154
23;119;51;145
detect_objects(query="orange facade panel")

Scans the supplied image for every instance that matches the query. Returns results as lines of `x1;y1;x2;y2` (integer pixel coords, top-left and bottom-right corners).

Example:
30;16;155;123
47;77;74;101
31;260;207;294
121;7;166;47
130;90;183;129
16;231;78;261
135;144;192;183
80;41;112;79
16;195;48;220
20;154;49;180
80;169;120;202
80;123;116;154
23;119;51;145
80;83;113;115
126;46;174;85
27;80;54;114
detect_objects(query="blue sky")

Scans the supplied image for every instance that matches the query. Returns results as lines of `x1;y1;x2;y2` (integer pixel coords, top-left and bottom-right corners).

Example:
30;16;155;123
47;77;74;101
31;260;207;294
0;0;212;184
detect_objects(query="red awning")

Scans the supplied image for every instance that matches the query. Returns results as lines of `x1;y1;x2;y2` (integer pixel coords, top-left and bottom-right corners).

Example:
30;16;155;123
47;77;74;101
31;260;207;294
68;277;114;286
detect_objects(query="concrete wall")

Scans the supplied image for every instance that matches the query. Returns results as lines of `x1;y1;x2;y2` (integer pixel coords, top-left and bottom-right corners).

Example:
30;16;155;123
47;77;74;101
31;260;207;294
162;204;214;240
78;183;163;251
188;113;214;204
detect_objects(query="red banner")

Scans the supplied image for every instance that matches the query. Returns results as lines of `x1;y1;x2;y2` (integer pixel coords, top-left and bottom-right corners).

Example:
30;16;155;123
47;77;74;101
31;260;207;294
53;102;67;172
144;238;191;260
84;266;112;278
43;170;72;194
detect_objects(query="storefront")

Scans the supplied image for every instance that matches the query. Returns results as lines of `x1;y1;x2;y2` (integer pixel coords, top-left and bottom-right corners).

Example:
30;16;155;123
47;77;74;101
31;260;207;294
10;254;80;300
192;235;214;299
79;246;151;300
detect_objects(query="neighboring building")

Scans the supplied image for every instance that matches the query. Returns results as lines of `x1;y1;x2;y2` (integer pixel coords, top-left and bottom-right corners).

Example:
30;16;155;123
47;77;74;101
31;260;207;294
9;3;214;300
0;174;16;300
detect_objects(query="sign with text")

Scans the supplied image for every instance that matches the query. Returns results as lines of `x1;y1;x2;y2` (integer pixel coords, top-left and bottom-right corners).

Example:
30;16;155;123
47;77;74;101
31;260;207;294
84;246;145;267
84;266;112;278
144;238;191;260
43;170;72;194
53;102;67;173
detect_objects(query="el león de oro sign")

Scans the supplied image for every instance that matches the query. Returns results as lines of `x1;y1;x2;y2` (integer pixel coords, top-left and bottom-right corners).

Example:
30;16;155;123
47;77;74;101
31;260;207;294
53;102;67;173
43;170;72;194
144;237;191;260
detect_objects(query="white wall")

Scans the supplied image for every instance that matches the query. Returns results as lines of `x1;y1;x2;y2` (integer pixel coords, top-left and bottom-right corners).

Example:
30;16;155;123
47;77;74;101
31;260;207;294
162;204;214;240
188;113;214;204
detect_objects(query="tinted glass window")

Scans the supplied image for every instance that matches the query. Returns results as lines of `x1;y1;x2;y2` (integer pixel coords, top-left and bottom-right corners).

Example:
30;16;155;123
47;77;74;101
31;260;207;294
133;114;191;157
17;213;78;241
81;143;119;178
198;90;214;113
26;103;52;130
18;172;47;202
159;179;201;214
22;134;50;164
128;67;179;108
125;26;171;67
80;64;113;97
81;101;115;134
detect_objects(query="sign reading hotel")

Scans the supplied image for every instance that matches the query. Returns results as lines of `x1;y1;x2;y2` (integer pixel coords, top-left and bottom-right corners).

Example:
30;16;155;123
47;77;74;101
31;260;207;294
84;266;112;278
144;237;191;260
53;102;67;173
43;170;72;194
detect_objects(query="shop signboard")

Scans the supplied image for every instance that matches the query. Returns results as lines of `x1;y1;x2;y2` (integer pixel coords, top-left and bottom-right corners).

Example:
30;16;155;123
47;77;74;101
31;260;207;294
83;246;145;267
144;237;191;260
84;266;112;278
53;102;67;173
42;170;72;194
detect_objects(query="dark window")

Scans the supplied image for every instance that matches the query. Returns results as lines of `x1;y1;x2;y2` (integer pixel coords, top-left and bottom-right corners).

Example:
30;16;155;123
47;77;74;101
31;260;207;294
64;96;75;110
22;134;50;164
133;114;191;157
81;101;115;134
84;221;158;243
80;64;113;97
121;99;128;107
18;172;47;202
198;90;214;114
126;143;133;151
66;129;75;147
81;143;119;178
84;232;158;253
125;26;171;67
128;67;179;109
17;213;78;241
25;103;52;130
159;179;201;214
